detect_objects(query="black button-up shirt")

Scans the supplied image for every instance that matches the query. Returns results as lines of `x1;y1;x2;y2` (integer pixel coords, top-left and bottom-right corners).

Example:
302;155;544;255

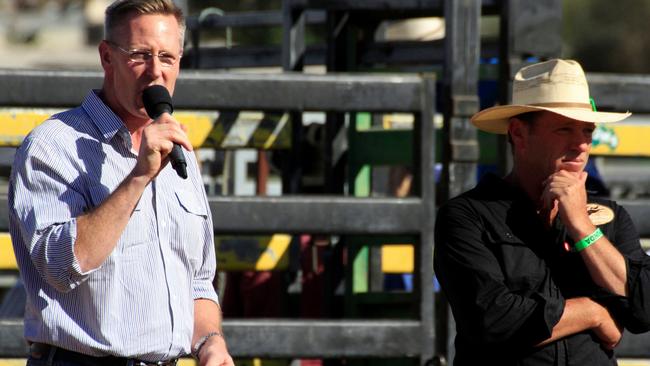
434;174;650;365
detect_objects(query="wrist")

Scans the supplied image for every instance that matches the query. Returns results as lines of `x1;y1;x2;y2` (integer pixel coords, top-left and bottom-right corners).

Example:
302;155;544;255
126;169;152;188
573;228;603;252
566;221;597;242
587;299;607;329
192;331;225;361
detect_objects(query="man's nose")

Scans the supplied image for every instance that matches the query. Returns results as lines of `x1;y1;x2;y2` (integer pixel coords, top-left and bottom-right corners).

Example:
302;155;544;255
145;55;163;79
572;132;592;151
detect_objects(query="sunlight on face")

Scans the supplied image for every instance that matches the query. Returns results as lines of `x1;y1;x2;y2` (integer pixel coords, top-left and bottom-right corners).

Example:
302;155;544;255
102;13;182;126
519;112;595;179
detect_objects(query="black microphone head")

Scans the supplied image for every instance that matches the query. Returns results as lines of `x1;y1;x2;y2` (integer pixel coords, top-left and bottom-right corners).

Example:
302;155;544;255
142;85;173;119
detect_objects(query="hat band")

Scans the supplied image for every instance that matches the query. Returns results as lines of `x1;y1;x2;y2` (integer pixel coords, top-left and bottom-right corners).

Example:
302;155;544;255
530;102;593;109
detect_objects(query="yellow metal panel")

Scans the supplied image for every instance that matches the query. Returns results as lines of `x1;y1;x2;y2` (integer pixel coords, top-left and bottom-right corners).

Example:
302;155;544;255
256;234;292;270
4;234;417;273
235;359;289;366
381;244;414;273
0;359;197;365
0;109;215;149
0;109;57;146
0;359;290;366
618;360;650;366
215;234;291;271
0;359;28;366
592;124;650;156
0;109;290;149
0;233;17;270
175;112;219;148
0;232;292;272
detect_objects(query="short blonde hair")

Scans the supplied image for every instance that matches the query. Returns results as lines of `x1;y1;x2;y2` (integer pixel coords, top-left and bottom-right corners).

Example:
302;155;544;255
104;0;185;48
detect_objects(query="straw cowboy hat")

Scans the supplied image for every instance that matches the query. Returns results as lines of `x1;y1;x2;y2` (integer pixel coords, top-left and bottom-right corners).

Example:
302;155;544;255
471;59;631;134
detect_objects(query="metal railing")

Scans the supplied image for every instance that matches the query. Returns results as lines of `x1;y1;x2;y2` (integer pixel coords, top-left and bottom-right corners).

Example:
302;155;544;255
0;69;437;362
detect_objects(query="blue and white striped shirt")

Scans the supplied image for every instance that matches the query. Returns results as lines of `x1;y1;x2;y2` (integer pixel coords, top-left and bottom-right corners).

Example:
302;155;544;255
8;90;218;361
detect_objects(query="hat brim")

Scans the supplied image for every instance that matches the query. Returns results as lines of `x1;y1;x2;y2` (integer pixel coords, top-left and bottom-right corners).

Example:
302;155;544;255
471;105;632;134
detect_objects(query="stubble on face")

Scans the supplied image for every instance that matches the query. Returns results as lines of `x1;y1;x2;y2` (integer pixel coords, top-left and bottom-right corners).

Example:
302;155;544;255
522;112;593;179
102;13;182;130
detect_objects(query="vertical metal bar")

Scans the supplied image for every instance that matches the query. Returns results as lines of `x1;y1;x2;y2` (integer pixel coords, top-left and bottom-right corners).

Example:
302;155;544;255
417;75;436;366
256;150;269;195
442;0;481;200
369;246;383;292
325;10;354;194
190;27;201;69
282;0;305;194
440;0;481;364
283;0;306;71
497;0;515;176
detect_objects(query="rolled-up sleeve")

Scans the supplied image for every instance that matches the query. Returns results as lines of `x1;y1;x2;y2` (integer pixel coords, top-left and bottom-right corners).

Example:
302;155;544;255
192;226;219;304
9;136;95;293
624;257;650;332
189;155;219;305
542;201;650;336
608;205;650;332
434;200;565;346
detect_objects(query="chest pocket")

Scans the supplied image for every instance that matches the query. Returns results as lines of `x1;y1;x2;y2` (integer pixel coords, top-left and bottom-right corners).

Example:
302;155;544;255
488;229;548;294
88;185;154;250
173;188;209;265
175;189;208;217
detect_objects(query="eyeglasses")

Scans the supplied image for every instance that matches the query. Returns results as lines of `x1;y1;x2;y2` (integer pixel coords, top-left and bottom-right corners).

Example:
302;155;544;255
106;40;182;67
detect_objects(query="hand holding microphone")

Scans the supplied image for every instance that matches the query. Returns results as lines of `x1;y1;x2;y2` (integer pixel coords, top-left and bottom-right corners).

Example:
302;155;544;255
142;85;188;179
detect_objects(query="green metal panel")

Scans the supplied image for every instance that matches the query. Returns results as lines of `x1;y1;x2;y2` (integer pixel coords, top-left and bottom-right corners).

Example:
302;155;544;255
352;245;370;293
349;129;413;166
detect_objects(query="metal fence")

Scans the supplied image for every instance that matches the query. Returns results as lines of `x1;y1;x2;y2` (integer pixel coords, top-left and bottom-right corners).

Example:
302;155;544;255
0;69;437;364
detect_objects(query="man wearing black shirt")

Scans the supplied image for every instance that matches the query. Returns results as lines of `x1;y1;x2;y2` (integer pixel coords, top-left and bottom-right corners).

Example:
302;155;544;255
434;59;650;365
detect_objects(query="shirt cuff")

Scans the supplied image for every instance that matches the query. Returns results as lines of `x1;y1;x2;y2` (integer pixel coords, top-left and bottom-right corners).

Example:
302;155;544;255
527;292;565;344
193;279;220;305
50;218;98;291
623;256;650;332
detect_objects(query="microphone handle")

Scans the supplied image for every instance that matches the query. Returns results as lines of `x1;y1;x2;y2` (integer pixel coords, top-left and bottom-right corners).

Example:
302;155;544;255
169;143;188;179
155;110;188;180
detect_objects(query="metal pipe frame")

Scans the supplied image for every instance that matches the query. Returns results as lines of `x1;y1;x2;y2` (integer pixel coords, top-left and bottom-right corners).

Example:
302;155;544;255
286;0;499;15
181;40;501;70
0;70;436;361
0;69;424;112
187;10;325;29
0;318;424;358
3;317;650;358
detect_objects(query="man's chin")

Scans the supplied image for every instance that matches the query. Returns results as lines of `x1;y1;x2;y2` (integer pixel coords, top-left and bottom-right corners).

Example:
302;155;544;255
135;107;150;120
556;167;585;179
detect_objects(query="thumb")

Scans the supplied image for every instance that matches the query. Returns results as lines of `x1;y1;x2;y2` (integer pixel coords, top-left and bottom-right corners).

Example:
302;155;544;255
580;171;588;184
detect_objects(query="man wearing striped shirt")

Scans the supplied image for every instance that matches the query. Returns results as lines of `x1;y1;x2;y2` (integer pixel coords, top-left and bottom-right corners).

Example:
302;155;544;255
8;1;234;365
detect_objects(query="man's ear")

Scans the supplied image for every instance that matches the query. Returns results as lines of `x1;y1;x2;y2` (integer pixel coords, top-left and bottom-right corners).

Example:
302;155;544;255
508;117;527;150
98;41;112;71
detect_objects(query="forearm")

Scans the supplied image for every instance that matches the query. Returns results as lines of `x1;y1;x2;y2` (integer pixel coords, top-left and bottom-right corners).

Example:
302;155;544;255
537;297;621;349
193;298;233;365
536;297;599;346
193;298;224;344
547;171;627;295
74;173;149;272
579;236;627;296
569;223;627;296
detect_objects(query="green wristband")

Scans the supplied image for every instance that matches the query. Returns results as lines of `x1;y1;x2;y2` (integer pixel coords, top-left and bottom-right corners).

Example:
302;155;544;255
574;228;603;252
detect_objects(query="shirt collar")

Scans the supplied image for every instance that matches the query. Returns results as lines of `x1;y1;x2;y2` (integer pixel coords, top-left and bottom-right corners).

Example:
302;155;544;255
81;90;129;144
477;173;532;203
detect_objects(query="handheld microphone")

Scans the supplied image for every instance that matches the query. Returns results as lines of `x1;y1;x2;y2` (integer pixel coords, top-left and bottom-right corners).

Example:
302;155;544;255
142;85;188;179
